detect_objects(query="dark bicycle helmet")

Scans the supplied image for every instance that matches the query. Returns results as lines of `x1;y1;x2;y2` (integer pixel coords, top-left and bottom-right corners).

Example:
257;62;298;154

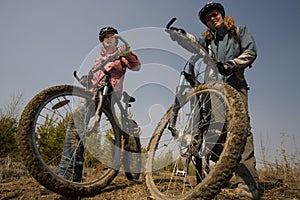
99;27;118;42
199;2;225;25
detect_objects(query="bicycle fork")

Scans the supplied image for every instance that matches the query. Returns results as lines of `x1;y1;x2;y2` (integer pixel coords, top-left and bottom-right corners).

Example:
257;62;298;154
86;90;106;134
168;72;186;136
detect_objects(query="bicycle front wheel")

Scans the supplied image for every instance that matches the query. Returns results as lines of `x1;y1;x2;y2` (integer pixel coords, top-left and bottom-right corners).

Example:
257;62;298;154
146;82;248;200
17;85;122;197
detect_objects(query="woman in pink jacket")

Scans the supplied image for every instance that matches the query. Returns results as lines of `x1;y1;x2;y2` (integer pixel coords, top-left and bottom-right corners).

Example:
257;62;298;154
89;27;141;98
54;27;141;185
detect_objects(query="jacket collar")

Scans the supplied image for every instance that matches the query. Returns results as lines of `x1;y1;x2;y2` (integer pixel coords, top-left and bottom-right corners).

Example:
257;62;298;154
212;23;227;40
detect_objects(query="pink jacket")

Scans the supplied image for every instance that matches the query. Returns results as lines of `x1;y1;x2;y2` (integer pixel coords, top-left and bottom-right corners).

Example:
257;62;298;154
89;47;141;98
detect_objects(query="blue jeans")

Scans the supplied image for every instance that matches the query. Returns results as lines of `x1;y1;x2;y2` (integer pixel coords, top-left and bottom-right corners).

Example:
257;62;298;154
56;106;85;182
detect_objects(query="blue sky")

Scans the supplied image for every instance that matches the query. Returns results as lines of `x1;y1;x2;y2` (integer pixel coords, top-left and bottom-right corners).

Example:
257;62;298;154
1;0;300;167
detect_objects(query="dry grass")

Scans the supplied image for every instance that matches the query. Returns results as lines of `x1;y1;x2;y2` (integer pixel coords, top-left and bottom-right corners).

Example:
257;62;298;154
257;132;300;199
0;156;30;183
0;133;299;199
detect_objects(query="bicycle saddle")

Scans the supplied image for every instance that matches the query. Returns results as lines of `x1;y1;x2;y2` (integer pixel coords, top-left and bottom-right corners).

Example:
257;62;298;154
122;91;135;103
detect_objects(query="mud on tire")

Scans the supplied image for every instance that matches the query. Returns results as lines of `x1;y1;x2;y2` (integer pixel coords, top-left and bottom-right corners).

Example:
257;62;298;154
17;85;122;197
146;82;248;200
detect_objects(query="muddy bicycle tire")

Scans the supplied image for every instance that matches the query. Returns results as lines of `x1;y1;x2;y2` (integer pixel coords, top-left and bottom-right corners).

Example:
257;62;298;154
146;82;248;200
17;85;122;197
123;133;142;180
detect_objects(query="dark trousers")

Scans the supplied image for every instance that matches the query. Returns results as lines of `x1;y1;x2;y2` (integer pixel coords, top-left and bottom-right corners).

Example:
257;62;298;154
235;88;259;189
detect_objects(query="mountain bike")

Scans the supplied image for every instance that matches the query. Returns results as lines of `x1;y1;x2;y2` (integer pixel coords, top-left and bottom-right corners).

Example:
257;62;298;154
17;34;141;198
145;18;248;200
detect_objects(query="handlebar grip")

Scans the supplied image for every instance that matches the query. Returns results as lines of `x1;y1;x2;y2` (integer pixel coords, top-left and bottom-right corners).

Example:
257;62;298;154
166;17;176;29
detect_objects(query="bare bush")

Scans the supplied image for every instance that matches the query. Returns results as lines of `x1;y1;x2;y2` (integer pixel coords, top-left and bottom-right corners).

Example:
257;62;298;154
0;92;23;119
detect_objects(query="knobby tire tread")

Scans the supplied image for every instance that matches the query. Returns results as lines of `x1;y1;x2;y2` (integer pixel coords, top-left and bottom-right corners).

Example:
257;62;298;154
146;82;248;200
124;136;142;180
17;85;121;197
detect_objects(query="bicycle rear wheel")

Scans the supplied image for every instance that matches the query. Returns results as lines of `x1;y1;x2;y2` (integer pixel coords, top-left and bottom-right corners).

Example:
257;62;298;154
17;85;122;197
146;82;248;200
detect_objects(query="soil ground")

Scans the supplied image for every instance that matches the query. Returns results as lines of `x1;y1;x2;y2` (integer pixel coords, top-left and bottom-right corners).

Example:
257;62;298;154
1;172;300;200
0;158;299;200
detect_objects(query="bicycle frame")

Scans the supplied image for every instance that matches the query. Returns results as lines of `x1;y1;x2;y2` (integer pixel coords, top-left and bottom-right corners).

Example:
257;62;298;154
73;35;141;181
169;67;205;161
73;34;135;136
165;18;225;180
166;17;219;141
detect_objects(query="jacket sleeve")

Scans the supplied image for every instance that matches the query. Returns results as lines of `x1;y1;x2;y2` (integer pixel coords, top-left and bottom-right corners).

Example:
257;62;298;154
172;32;205;54
123;51;141;71
226;25;257;70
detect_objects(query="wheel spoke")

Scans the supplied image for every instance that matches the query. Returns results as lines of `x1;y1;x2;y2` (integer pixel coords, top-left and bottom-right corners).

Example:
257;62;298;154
146;83;247;199
17;85;122;197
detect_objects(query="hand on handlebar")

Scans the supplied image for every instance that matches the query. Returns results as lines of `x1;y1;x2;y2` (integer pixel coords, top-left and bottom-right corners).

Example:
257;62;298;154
114;34;131;56
215;61;236;76
165;26;187;42
117;44;131;57
166;27;202;54
165;18;200;54
168;27;187;34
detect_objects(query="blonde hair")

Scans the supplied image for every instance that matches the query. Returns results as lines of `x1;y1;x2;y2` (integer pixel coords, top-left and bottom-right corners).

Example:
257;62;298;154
202;16;235;40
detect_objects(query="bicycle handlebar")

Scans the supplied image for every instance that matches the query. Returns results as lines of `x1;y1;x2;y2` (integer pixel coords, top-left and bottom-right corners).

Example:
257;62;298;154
91;34;130;74
166;17;176;29
165;17;211;60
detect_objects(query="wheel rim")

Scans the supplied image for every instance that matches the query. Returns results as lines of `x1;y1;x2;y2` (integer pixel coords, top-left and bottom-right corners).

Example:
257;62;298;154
146;83;247;199
31;86;121;186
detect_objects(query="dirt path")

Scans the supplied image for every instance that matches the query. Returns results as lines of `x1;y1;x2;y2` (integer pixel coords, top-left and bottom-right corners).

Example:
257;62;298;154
0;174;299;200
0;175;150;200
